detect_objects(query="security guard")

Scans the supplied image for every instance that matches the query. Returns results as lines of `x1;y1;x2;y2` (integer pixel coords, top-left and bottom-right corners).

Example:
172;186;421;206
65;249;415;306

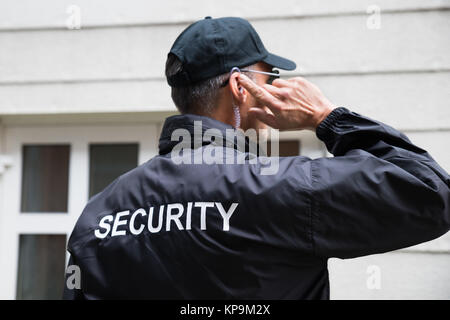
64;17;450;299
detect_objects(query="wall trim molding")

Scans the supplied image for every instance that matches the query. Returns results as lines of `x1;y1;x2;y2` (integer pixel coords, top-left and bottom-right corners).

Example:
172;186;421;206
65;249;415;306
1;69;449;87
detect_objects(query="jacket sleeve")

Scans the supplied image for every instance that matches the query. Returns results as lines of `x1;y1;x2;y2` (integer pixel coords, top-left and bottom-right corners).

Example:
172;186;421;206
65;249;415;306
310;107;450;259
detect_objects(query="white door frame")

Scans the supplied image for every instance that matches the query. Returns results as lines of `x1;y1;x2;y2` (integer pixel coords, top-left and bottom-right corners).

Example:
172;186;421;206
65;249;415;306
0;123;158;299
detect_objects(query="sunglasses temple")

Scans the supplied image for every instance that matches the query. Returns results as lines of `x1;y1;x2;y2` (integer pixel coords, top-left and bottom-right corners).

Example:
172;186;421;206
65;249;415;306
240;69;280;77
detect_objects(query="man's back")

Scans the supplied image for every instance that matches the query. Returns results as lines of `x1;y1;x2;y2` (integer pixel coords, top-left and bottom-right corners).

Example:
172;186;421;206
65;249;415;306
64;109;450;299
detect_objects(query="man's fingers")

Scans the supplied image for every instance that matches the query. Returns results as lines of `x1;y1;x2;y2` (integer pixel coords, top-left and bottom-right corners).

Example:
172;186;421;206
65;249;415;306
238;74;282;111
287;76;307;84
248;107;278;128
271;78;291;88
262;84;285;99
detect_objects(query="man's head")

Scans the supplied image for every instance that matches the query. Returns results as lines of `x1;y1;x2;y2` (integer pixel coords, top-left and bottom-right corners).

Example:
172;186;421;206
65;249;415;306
165;16;296;131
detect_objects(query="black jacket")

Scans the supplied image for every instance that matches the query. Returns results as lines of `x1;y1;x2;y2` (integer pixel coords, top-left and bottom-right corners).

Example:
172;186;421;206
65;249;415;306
63;107;450;299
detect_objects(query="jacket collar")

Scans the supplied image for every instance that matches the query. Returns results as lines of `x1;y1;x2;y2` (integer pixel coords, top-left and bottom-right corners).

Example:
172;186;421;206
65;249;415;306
158;113;251;155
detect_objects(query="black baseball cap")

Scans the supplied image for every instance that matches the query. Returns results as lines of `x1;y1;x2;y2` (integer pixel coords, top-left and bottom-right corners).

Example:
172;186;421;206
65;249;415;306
167;16;296;87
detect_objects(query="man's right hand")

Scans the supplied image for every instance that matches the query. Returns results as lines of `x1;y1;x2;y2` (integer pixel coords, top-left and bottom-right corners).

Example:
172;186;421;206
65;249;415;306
238;74;337;131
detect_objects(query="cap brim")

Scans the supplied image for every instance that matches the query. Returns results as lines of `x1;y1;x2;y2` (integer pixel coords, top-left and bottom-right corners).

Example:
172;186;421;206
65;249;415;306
263;53;296;71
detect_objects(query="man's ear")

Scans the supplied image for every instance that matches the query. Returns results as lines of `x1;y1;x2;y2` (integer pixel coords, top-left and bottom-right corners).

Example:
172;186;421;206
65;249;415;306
229;72;246;102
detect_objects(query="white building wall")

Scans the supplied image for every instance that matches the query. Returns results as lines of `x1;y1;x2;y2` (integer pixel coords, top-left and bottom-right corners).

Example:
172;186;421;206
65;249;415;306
0;0;449;299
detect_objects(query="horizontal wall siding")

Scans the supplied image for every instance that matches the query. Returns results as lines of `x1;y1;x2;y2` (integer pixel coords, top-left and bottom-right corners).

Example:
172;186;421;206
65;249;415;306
1;11;449;81
329;251;450;299
1;0;449;29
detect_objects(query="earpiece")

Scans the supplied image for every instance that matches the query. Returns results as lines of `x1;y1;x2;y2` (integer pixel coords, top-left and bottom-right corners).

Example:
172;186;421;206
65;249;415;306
230;67;241;74
230;67;244;94
233;105;241;128
230;67;242;128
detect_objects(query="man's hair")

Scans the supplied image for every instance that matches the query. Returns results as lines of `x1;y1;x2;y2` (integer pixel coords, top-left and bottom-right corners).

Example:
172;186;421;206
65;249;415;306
165;53;254;115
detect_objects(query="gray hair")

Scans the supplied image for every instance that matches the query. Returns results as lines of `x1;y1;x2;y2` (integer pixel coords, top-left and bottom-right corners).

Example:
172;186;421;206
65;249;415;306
165;53;254;115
